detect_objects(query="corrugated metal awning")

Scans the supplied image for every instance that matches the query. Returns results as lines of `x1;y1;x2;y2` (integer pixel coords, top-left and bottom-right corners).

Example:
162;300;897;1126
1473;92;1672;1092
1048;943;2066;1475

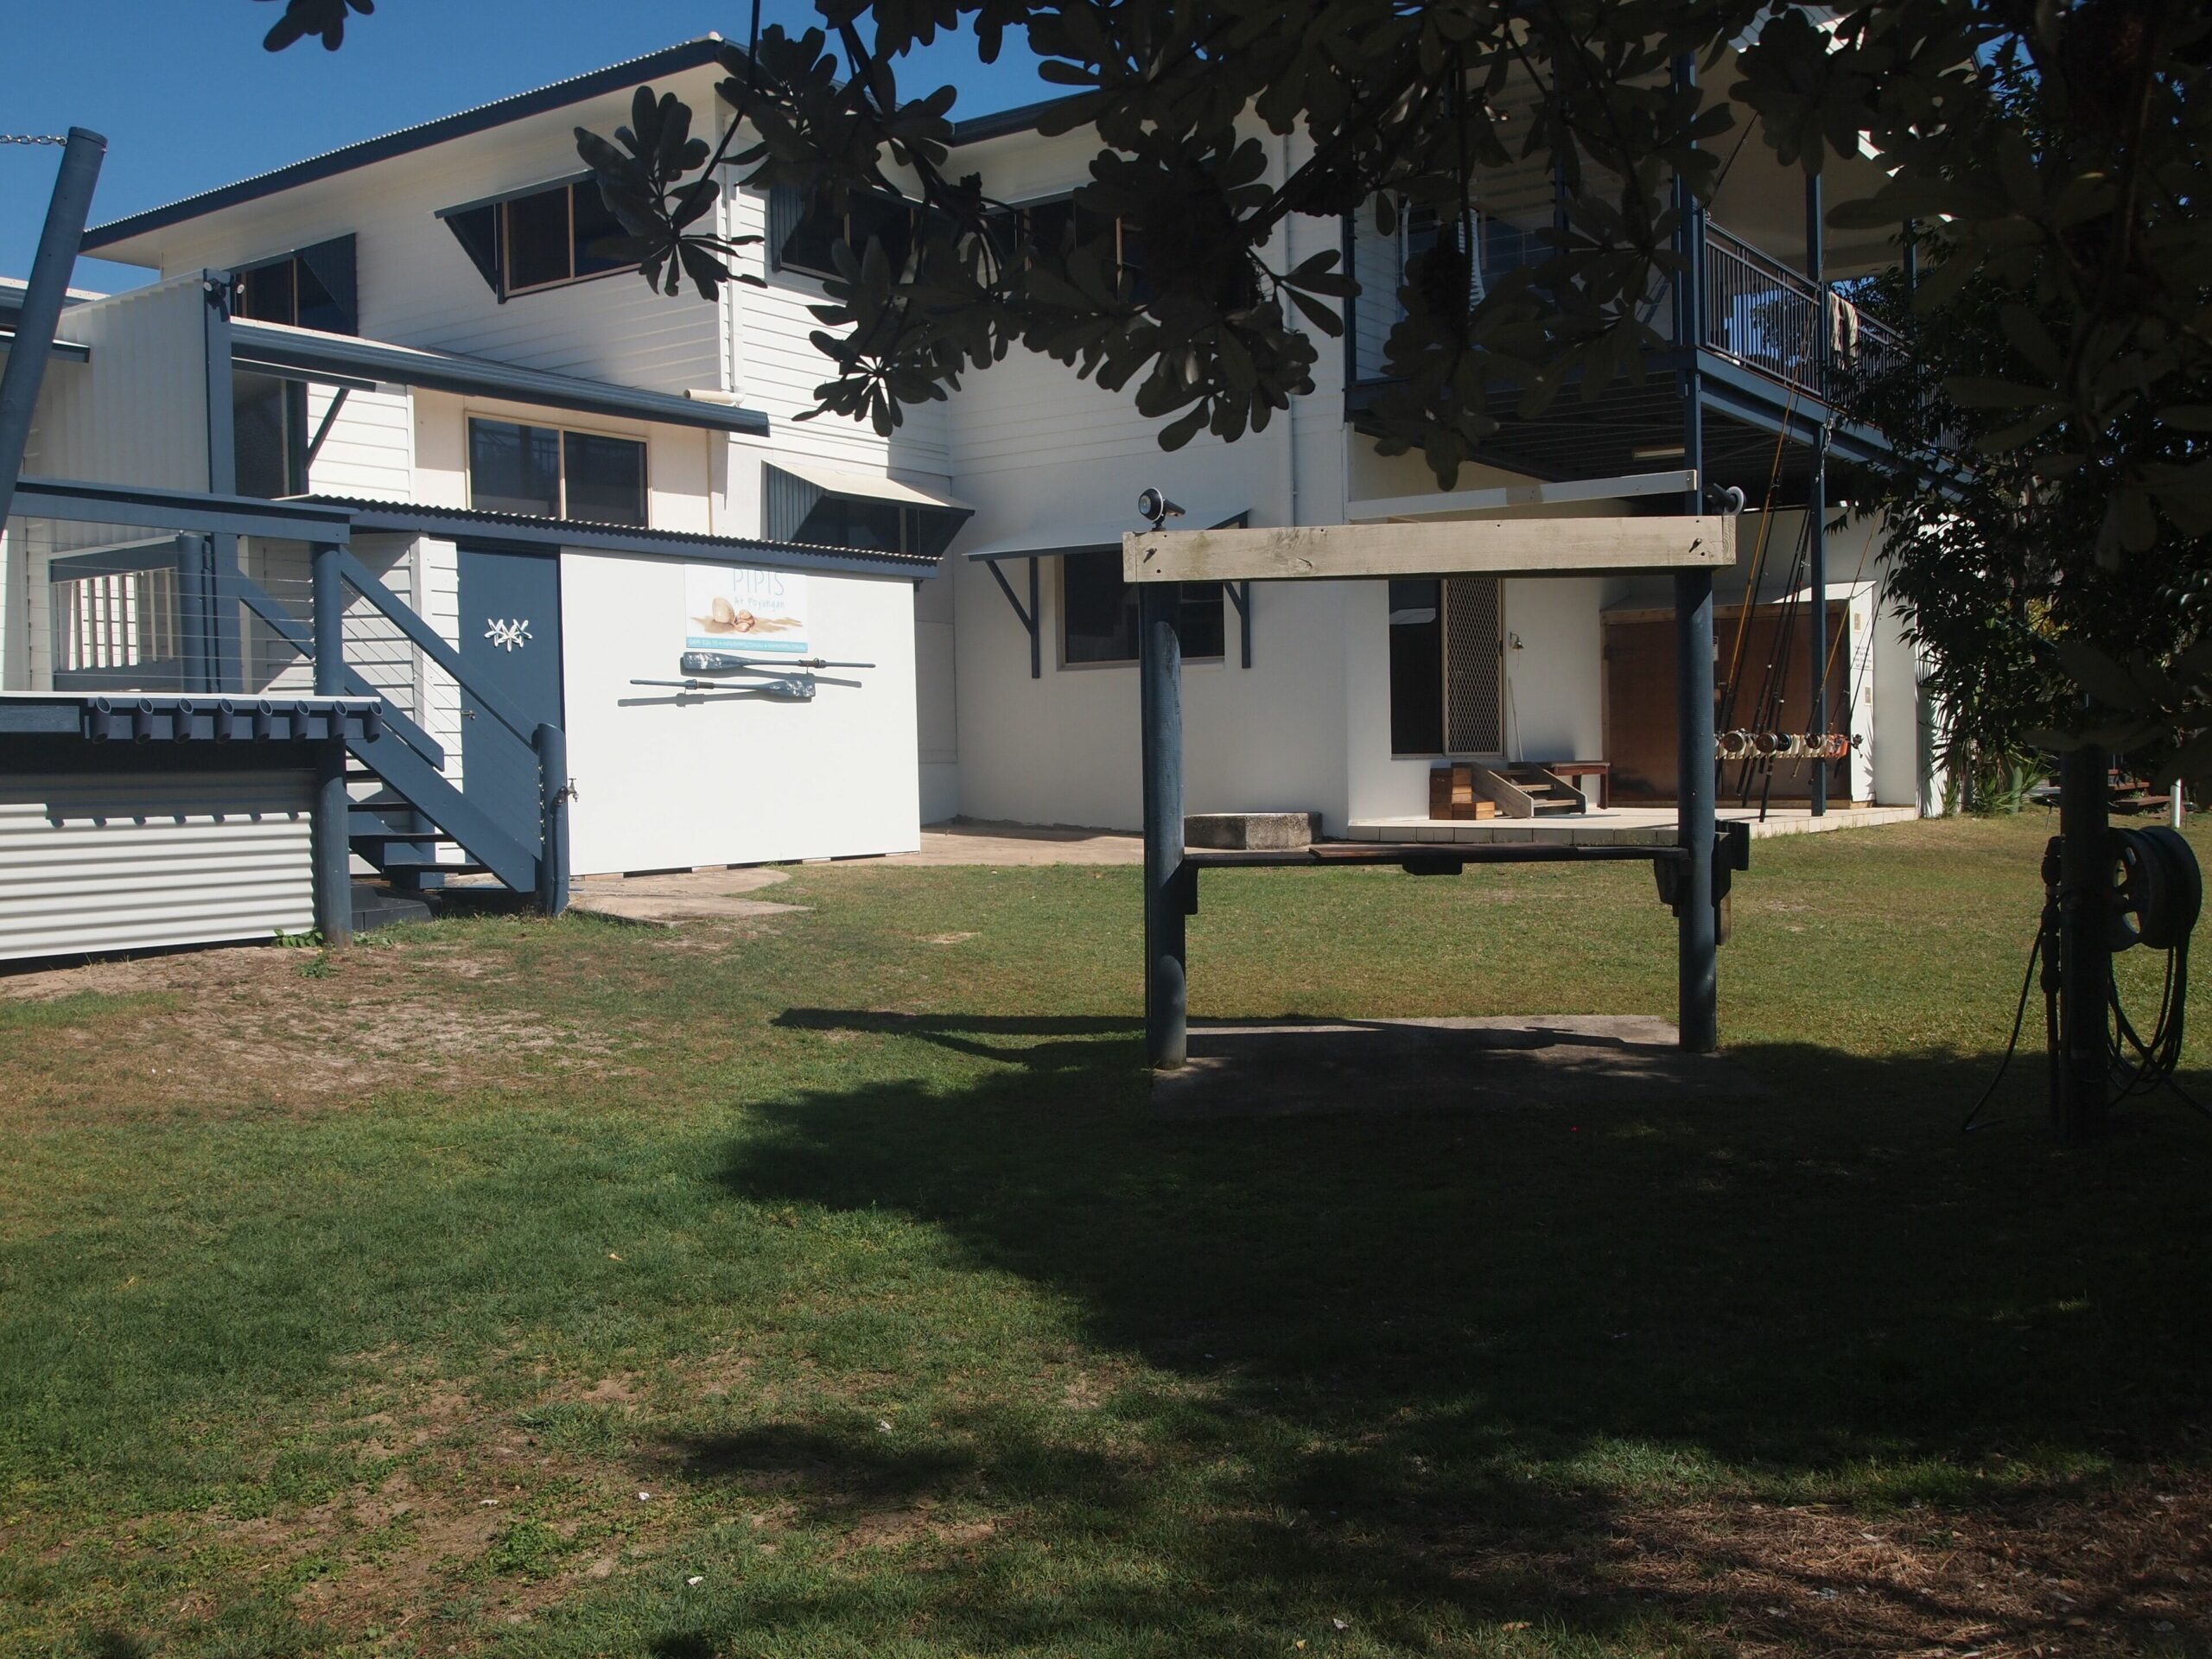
764;458;971;512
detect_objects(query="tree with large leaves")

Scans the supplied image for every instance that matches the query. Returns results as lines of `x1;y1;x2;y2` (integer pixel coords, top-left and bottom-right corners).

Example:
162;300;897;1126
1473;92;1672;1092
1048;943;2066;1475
259;0;2209;767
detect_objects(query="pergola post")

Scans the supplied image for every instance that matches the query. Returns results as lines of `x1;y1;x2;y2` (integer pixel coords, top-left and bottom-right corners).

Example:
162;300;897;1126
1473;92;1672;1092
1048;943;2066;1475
1673;54;1719;1053
2054;743;2111;1140
1140;582;1187;1069
1807;170;1830;817
310;542;353;947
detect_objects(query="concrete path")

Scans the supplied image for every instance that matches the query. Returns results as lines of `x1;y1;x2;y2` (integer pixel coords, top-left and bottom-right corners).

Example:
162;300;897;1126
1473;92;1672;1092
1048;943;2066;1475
566;866;805;925
876;821;1144;867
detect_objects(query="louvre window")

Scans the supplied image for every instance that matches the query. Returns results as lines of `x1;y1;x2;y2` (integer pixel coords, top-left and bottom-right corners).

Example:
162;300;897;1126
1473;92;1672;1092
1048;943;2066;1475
229;237;357;334
1061;550;1222;665
468;418;645;525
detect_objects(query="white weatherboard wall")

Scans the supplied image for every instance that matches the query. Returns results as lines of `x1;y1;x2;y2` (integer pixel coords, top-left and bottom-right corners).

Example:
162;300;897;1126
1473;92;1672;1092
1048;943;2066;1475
8;277;214;690
0;769;315;962
140;70;729;396
559;551;923;874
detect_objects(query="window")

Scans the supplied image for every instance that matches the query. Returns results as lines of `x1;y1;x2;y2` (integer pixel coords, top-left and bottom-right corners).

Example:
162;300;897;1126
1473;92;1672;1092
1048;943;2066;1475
502;179;637;294
229;237;357;334
1061;550;1223;665
1389;576;1503;754
770;186;921;281
988;195;1149;300
467;418;647;525
764;464;970;557
1389;578;1445;753
442;181;637;300
1402;204;1544;311
234;372;308;499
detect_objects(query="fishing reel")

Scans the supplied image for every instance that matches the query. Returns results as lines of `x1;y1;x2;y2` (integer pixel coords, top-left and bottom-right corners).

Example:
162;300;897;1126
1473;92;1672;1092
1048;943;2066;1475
2107;825;2202;953
1714;730;1858;762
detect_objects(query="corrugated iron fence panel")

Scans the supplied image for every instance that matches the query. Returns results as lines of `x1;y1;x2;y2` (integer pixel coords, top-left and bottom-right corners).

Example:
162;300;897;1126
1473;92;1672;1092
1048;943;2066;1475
0;770;315;961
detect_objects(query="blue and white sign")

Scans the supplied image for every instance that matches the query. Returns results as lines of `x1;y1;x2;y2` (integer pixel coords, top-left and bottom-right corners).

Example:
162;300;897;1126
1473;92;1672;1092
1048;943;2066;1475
685;565;810;655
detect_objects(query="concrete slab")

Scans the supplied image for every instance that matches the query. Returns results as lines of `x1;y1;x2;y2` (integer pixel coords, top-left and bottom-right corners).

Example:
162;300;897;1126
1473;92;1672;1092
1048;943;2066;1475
1185;811;1321;850
567;866;807;925
877;821;1146;868
1154;1015;1763;1119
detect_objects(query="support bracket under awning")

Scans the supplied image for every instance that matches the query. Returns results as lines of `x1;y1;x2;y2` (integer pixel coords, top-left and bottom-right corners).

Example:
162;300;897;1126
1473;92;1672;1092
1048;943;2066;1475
983;556;1043;679
962;506;1251;679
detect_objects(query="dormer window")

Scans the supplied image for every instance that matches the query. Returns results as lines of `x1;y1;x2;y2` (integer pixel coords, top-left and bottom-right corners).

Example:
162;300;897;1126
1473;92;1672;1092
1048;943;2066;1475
228;237;357;334
439;178;635;301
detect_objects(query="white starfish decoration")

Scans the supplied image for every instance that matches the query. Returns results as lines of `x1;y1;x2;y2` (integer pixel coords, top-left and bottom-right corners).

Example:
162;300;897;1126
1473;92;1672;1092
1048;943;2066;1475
485;618;532;652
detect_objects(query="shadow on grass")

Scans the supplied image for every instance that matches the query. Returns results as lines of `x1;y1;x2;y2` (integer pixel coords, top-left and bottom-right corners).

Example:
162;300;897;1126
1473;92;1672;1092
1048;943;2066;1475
656;1011;2212;1654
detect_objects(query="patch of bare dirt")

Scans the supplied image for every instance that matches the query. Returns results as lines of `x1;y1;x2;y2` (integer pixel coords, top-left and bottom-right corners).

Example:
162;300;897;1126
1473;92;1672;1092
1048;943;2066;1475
1440;1480;2212;1656
1;936;651;1124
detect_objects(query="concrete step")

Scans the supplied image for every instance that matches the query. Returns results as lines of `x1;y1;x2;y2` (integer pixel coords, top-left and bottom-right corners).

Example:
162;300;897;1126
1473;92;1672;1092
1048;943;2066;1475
350;882;433;933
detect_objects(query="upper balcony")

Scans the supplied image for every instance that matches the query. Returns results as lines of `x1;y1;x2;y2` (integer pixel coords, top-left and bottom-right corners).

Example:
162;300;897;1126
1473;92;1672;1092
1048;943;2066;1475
1341;108;1910;504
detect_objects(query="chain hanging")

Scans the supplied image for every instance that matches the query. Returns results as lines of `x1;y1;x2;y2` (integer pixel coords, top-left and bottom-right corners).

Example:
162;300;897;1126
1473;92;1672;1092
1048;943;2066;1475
1;136;67;147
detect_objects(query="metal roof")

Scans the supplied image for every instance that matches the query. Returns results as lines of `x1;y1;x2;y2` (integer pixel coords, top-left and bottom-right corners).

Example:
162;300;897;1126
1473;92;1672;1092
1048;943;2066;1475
82;37;735;254
311;496;944;580
81;37;1082;258
231;319;771;436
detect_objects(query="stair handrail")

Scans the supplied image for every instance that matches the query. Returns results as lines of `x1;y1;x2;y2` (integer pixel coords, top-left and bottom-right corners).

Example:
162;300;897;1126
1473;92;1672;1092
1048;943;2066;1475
335;550;539;751
219;564;447;769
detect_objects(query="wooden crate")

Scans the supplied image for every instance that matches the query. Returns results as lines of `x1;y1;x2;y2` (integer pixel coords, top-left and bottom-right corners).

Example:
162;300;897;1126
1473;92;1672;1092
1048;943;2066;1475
1428;764;1496;820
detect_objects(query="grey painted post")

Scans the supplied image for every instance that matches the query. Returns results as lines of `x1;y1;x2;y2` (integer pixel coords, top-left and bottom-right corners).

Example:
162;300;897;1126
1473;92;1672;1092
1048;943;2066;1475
2054;744;2110;1140
0;129;105;531
1806;172;1829;816
201;275;244;694
1673;54;1719;1052
535;721;570;918
309;543;353;946
1140;581;1187;1069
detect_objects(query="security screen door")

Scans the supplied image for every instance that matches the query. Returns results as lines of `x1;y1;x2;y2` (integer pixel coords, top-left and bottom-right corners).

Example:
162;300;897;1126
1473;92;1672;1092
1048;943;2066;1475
1443;575;1504;755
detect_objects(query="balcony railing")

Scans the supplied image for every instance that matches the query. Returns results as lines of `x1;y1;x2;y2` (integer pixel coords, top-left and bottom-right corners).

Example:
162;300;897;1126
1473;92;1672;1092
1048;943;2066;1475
1347;207;1910;412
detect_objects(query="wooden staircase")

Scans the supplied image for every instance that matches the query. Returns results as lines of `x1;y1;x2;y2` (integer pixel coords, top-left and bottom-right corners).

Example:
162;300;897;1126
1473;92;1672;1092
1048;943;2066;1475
1465;763;1588;818
226;550;566;912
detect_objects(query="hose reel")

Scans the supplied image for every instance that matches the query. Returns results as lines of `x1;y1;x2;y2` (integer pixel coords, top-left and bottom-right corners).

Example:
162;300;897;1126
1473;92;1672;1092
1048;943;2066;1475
2109;825;2202;954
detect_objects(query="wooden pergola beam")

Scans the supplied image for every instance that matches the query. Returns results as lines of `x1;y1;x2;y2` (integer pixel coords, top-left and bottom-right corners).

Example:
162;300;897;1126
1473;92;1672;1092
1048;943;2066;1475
1123;514;1735;584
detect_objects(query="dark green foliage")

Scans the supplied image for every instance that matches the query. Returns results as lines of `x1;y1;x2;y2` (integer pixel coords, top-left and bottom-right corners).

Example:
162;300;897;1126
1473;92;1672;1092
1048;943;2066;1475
255;0;371;53
261;1;2211;747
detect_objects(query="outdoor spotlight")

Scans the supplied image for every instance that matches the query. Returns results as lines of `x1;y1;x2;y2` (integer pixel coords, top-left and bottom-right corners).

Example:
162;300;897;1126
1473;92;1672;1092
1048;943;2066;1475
1137;488;1185;529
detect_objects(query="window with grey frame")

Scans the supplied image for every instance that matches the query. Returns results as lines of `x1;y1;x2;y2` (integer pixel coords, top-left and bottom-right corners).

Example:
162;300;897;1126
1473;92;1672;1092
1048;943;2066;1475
440;180;634;300
468;418;647;525
229;236;358;334
1061;550;1223;665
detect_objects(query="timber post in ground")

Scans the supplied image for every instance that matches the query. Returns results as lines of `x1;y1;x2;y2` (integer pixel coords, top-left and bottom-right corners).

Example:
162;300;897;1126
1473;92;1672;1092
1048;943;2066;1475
2054;744;2111;1140
1140;581;1187;1069
309;542;353;947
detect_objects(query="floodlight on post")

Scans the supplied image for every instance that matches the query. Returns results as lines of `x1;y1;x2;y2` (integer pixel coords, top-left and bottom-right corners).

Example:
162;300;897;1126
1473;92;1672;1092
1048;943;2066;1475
1137;488;1184;532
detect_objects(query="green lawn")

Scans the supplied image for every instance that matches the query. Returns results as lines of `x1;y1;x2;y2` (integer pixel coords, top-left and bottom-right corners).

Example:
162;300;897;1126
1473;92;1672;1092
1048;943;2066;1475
3;813;2209;1657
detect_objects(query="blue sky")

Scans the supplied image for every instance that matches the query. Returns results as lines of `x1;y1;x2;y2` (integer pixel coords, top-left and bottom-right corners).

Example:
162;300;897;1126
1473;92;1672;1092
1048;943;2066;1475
0;1;1054;293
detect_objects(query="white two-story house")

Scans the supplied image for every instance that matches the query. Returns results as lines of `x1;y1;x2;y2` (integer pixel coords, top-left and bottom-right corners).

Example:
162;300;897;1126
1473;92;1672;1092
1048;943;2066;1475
0;35;1934;959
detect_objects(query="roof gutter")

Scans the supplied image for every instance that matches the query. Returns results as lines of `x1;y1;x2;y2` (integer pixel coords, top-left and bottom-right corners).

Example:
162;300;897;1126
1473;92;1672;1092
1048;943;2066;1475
229;320;770;436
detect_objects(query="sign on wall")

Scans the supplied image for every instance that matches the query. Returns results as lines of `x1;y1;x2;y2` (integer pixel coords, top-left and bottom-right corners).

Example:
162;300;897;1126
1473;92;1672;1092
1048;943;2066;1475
685;564;810;655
